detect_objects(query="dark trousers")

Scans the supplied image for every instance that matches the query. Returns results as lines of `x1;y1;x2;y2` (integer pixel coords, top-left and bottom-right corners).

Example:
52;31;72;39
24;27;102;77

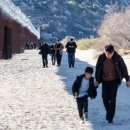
102;81;118;121
51;53;56;65
56;53;62;65
42;54;48;67
76;95;88;118
68;53;75;67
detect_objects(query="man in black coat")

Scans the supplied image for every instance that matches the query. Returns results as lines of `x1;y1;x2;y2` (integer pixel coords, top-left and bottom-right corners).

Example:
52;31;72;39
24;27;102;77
95;45;130;123
66;38;77;68
39;42;49;68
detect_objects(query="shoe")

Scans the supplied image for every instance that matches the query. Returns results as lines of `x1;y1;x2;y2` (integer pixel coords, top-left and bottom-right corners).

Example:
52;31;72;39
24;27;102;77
80;116;84;124
108;120;113;123
72;65;74;68
43;66;45;68
84;112;88;121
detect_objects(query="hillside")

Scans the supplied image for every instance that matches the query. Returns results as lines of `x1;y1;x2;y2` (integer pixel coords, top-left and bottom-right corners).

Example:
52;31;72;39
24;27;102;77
12;0;130;42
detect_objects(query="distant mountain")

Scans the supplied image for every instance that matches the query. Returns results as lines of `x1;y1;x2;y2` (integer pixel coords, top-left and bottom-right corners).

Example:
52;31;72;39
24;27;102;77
12;0;130;42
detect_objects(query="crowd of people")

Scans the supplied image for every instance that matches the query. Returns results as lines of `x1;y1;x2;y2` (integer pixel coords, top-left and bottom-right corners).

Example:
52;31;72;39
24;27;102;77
25;42;38;50
26;40;130;125
39;38;77;68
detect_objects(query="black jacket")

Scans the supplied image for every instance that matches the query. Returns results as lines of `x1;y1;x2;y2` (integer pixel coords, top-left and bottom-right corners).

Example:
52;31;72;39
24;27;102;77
50;45;55;54
72;75;97;99
66;42;77;53
39;44;49;55
95;51;129;84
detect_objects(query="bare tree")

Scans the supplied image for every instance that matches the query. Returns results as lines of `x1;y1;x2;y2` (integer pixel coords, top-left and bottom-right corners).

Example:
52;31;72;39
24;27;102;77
99;7;130;49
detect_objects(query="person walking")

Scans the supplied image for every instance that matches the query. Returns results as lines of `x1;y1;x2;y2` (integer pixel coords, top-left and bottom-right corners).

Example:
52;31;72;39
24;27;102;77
95;44;130;123
55;40;64;66
39;42;49;68
72;67;97;124
50;44;56;65
66;38;77;68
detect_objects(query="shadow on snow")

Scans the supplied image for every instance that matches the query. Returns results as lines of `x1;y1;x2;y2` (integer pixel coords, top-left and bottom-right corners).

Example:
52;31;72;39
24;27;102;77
56;52;130;130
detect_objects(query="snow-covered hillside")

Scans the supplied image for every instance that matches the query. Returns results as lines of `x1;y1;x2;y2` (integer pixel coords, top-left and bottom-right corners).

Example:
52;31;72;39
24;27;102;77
0;50;130;129
11;0;130;42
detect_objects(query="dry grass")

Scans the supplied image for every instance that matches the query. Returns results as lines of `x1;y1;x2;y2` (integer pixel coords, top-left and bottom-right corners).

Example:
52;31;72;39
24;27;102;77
77;36;110;51
77;36;130;55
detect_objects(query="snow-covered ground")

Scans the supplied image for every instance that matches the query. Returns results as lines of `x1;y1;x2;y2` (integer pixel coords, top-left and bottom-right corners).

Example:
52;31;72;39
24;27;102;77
0;49;130;130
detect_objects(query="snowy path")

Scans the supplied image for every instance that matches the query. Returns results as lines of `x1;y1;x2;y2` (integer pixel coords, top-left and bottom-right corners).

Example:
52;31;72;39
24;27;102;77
0;50;130;130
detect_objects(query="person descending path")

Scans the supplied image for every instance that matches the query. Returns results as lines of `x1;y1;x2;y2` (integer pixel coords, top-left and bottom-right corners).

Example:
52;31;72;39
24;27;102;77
50;44;56;65
66;38;77;68
55;40;64;66
95;45;130;123
39;42;50;68
72;67;97;124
